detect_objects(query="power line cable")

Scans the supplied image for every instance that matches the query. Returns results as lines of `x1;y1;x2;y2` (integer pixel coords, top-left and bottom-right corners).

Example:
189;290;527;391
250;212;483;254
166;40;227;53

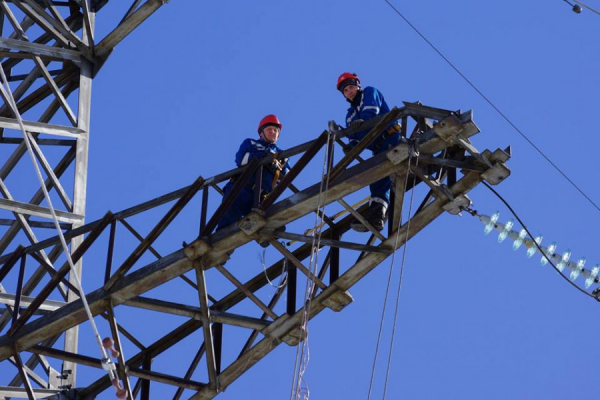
563;0;583;13
383;0;600;214
480;181;596;300
573;0;600;15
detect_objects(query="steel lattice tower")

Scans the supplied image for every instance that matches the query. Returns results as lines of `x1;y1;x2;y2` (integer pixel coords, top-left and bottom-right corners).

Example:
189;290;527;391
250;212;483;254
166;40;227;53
0;0;171;397
0;2;513;399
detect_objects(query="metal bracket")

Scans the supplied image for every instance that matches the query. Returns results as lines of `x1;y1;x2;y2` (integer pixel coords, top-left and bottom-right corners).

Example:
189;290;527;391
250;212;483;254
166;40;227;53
237;210;267;236
321;288;354;312
261;316;303;346
442;194;472;215
432;114;465;144
480;147;512;185
386;142;410;165
184;238;211;261
481;162;510;185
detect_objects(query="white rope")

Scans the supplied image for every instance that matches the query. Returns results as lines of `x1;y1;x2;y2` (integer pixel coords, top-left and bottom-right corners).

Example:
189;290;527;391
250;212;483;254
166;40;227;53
382;155;418;399
366;145;419;399
290;129;335;400
259;246;288;289
0;69;122;390
366;149;414;399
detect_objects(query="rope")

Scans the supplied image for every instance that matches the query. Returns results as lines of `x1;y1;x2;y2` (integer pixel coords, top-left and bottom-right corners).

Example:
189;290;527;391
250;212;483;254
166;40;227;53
259;246;288;289
295;197;370;243
382;155;419;399
290;128;335;400
0;68;123;393
366;143;418;399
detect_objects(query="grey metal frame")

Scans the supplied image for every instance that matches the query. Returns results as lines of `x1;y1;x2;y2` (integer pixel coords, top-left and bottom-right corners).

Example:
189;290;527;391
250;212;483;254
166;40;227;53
0;0;172;397
0;98;515;399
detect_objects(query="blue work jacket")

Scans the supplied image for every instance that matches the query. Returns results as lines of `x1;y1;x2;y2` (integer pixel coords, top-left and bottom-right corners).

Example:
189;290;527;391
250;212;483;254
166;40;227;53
345;86;401;151
235;138;291;193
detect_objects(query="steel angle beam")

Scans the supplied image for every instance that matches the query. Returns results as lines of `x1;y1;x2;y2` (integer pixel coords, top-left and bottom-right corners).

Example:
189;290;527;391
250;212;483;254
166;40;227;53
189;169;491;400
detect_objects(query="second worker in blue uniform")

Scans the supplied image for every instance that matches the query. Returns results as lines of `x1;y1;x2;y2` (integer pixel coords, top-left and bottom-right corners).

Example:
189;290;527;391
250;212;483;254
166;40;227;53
216;114;290;232
337;72;403;232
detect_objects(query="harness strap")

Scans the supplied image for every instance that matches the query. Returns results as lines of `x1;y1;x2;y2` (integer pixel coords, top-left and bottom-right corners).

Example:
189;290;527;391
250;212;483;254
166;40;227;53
372;122;402;150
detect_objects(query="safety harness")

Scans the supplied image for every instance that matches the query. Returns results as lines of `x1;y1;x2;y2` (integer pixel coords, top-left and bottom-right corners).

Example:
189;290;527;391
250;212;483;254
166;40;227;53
372;122;403;150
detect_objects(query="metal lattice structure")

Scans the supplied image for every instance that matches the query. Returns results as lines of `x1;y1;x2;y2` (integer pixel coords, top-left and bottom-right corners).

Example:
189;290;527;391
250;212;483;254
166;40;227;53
0;91;512;398
0;0;174;398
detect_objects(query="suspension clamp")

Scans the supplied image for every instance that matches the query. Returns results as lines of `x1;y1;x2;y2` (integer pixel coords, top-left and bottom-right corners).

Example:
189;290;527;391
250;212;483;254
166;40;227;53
443;194;472;215
592;288;600;302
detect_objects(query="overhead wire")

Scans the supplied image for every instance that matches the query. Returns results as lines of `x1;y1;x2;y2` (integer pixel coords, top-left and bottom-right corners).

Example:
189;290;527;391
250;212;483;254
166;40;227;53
573;0;600;15
383;0;600;214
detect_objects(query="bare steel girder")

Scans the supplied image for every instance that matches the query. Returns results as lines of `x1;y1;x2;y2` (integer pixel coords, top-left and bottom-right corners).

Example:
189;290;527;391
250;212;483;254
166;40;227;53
0;0;174;397
0;103;512;399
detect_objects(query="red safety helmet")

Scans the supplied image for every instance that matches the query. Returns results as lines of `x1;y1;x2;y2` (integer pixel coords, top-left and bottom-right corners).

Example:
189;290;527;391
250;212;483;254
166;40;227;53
337;72;361;91
257;114;283;134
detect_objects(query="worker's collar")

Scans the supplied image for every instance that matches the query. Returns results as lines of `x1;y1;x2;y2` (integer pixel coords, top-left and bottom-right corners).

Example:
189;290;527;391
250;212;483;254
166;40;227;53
347;89;363;106
257;136;277;146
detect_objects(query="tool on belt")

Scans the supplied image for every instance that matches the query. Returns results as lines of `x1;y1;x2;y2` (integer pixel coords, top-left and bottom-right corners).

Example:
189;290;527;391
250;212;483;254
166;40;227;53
228;153;287;194
270;153;288;190
372;122;402;150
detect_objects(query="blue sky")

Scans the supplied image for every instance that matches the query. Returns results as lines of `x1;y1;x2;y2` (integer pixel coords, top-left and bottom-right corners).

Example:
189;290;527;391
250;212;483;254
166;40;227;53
4;0;600;399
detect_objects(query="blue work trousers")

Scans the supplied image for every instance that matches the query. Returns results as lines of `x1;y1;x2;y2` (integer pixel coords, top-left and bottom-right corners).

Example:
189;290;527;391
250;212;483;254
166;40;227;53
216;182;255;231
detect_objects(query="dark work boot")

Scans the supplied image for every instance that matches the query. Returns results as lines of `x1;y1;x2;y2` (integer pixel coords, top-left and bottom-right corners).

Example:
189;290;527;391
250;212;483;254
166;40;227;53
351;202;387;232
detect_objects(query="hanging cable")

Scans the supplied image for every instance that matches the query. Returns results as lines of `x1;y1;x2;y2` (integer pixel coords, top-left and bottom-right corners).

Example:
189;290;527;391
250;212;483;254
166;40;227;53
383;0;600;214
480;182;596;300
381;154;419;399
290;128;336;400
259;246;288;289
0;69;126;398
366;141;420;399
366;149;415;399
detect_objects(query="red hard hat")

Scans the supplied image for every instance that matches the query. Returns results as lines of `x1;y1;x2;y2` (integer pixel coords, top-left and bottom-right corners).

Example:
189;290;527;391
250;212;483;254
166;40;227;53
258;114;283;134
337;72;361;91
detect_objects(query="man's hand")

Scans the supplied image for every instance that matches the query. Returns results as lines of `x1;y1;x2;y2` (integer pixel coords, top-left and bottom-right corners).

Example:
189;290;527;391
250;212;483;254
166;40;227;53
349;119;364;129
271;159;283;171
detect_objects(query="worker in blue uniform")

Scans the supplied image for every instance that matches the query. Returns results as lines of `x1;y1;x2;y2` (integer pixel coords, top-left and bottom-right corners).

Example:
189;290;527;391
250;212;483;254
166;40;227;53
337;72;403;232
216;114;291;231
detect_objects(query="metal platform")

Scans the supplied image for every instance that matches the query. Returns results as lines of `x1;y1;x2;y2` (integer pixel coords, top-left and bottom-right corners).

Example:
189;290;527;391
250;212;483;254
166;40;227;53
0;99;511;398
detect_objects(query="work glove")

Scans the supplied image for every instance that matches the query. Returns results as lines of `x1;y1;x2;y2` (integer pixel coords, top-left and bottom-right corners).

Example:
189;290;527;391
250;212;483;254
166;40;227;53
349;119;364;129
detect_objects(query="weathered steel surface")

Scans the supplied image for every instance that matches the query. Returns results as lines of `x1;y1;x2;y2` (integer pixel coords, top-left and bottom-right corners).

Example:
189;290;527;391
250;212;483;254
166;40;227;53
0;94;510;399
191;169;486;400
0;1;169;391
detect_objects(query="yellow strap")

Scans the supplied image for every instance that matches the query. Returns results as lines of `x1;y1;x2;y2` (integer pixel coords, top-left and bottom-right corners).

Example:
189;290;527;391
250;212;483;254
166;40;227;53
272;169;280;190
271;152;281;190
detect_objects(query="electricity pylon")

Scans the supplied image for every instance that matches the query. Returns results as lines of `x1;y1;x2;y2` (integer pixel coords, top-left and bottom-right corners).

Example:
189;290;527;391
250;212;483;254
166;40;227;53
0;95;512;398
0;0;172;396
